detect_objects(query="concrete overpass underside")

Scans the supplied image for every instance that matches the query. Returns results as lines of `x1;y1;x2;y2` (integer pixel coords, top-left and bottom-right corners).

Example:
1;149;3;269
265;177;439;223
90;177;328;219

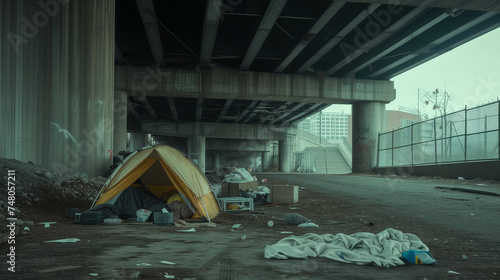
2;0;500;176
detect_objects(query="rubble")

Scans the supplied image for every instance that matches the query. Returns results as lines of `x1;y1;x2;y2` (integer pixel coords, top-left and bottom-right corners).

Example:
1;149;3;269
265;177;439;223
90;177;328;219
0;158;104;234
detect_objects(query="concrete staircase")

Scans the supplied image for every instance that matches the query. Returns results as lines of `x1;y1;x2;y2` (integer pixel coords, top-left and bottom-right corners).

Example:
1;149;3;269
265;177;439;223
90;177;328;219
305;147;352;174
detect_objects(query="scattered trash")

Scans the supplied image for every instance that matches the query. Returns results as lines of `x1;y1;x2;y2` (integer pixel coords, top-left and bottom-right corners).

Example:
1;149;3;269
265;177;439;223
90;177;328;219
232;224;241;229
458;177;465;180
224;168;254;183
164;273;175;279
280;231;293;234
267;203;278;207
241;235;247;240
402;250;437;265
284;213;309;225
39;265;81;273
176;228;196;232
462;254;468;260
136;209;152;222
89;273;98;277
288;207;300;210
448;270;460;275
161;261;176;265
211;184;222;196
470;213;475;216
477;184;487;186
327;221;345;225
38;222;57;225
258;186;270;193
162;208;169;213
362;221;375;226
23;227;29;231
136;263;152;267
44;238;80;243
267;221;274;227
130;271;140;278
104;218;122;224
297;222;319;228
261;179;267;183
435;186;500;197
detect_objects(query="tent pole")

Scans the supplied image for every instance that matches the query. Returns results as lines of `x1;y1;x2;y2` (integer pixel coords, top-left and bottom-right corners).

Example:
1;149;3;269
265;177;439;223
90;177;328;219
201;198;211;222
90;179;110;209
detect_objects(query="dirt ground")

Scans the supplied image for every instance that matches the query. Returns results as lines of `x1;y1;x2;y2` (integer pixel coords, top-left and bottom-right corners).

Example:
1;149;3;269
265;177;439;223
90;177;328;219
1;173;500;279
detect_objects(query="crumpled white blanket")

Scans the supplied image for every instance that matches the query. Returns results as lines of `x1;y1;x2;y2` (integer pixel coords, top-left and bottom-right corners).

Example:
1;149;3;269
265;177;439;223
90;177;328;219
264;228;429;268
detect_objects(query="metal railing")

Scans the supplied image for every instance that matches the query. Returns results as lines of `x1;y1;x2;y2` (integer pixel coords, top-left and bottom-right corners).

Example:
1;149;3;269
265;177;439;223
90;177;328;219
297;129;335;147
378;100;500;167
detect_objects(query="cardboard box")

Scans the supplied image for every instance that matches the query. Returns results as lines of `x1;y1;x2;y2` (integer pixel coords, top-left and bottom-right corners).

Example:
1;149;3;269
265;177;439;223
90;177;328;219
220;183;239;197
270;185;299;204
235;181;258;192
220;181;259;197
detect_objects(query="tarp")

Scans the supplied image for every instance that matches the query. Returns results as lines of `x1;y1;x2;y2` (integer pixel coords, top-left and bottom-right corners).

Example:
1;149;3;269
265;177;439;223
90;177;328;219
93;145;219;220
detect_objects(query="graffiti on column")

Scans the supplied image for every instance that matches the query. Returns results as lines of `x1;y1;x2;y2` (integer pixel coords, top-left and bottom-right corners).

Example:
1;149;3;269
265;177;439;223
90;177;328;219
355;125;370;141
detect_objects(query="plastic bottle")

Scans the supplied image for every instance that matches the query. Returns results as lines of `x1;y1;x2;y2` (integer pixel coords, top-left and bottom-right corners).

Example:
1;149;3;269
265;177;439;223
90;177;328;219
104;218;122;224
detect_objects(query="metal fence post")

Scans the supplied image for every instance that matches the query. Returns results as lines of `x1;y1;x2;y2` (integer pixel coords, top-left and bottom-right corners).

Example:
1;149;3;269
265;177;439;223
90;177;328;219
485;115;488;157
391;130;394;167
434;118;437;164
464;106;468;161
411;123;414;165
377;132;381;167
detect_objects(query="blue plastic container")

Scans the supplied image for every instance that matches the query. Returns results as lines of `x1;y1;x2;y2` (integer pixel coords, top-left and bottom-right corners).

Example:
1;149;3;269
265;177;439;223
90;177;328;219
402;250;437;265
154;212;173;226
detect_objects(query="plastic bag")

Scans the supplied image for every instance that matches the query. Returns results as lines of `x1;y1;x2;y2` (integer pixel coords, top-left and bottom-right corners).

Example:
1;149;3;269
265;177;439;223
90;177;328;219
136;209;152;222
402;250;437;265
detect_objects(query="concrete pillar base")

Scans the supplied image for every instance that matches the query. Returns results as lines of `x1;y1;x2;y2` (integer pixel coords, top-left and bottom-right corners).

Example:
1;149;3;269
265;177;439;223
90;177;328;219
279;138;292;172
114;90;128;154
352;102;386;173
129;133;146;152
188;135;206;173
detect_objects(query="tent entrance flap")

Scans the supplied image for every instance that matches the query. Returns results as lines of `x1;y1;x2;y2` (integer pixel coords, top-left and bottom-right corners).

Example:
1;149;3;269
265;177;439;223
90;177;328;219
95;158;157;205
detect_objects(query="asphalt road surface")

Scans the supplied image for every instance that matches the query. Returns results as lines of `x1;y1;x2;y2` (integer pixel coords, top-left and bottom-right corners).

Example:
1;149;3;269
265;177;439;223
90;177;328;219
261;173;500;244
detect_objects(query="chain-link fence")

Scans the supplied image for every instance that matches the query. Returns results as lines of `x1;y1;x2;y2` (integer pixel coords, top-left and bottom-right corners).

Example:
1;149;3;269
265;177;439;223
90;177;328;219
378;101;500;167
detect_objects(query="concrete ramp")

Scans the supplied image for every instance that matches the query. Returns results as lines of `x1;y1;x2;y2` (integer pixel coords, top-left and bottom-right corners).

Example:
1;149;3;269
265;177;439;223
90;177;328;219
304;147;351;174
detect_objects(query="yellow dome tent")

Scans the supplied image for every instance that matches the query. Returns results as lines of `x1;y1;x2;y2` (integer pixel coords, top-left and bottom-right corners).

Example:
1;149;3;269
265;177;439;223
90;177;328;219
92;145;219;221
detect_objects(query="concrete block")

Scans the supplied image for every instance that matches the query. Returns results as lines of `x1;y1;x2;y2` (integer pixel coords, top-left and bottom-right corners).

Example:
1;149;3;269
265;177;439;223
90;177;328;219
270;185;299;204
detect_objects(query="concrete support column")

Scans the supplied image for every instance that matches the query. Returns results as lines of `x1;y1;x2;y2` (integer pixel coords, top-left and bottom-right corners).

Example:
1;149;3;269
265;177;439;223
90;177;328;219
129;133;146;151
0;0;115;177
352;102;386;172
188;136;206;173
261;141;273;171
114;90;128;154
279;137;292;172
213;154;221;175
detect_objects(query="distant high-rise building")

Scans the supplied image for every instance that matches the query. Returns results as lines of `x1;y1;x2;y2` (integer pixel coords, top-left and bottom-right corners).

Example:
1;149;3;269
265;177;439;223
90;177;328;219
299;109;420;145
299;112;349;143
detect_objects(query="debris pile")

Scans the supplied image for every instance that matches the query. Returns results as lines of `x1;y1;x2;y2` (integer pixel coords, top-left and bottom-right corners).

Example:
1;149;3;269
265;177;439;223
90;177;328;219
0;158;104;235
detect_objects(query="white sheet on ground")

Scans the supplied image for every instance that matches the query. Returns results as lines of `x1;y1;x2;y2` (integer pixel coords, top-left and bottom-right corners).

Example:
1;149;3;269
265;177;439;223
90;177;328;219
264;228;429;268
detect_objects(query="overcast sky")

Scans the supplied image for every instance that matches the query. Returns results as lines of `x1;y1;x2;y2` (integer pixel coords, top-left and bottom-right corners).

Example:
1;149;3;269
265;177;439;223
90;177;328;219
325;27;500;116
